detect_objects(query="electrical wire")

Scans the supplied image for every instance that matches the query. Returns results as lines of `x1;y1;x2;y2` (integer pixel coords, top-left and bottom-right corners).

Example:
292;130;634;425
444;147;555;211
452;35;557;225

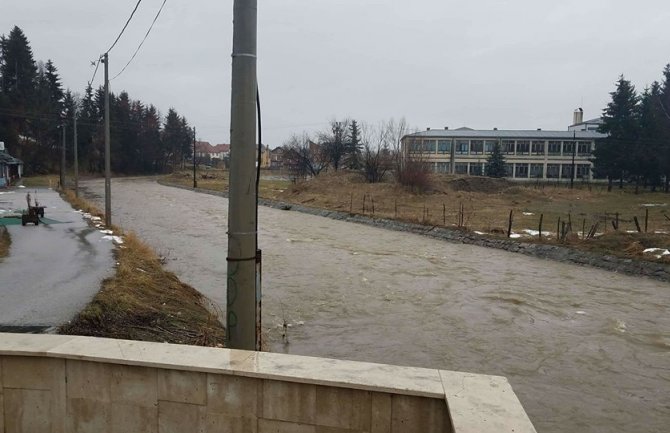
106;0;143;54
87;58;101;88
112;0;167;81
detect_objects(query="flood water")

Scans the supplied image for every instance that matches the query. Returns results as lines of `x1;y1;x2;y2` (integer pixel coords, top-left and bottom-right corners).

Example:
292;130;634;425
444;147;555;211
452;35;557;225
82;178;670;433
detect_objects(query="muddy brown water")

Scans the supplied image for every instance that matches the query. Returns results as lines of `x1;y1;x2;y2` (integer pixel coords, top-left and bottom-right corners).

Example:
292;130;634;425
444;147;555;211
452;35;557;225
81;178;669;433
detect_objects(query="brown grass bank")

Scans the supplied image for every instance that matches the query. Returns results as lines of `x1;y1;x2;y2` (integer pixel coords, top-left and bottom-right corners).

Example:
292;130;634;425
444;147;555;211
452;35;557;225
0;226;10;260
58;189;225;346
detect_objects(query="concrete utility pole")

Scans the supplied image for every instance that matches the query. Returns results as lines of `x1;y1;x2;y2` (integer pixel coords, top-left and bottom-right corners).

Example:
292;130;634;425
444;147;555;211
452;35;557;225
193;127;197;188
73;107;79;197
226;0;259;350
103;53;112;226
60;124;66;188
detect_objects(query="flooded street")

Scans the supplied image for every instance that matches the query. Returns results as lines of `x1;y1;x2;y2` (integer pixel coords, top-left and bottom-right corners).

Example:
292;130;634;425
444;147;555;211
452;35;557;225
82;178;669;433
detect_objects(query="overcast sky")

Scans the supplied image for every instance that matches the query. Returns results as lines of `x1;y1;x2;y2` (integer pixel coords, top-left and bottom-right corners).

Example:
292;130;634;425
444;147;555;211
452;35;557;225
2;0;670;146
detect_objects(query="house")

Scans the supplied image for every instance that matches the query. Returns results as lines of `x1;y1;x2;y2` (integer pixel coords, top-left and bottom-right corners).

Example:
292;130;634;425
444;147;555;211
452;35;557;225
0;142;23;187
270;147;285;170
401;110;606;181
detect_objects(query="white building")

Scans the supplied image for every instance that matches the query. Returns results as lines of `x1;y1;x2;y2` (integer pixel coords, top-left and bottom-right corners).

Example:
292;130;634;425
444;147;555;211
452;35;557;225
401;111;606;181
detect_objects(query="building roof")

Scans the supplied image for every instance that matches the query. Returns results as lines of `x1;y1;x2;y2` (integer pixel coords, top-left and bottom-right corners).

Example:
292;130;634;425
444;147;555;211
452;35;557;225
0;151;22;165
405;129;606;140
212;144;230;153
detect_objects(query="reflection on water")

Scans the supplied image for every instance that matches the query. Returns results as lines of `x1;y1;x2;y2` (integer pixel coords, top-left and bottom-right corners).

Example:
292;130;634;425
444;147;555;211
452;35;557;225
82;178;670;433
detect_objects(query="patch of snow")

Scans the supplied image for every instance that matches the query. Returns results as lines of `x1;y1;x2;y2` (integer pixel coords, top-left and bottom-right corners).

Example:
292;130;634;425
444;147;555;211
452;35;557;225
296;321;305;326
654;230;668;234
90;216;102;221
473;231;486;235
641;203;667;207
99;229;113;235
522;212;534;216
18;185;25;188
523;229;540;236
643;248;670;256
576;311;586;315
509;233;522;239
102;235;124;244
626;230;638;234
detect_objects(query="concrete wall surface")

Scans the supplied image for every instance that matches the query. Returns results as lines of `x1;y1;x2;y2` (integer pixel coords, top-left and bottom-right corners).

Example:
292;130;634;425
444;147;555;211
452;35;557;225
0;333;536;433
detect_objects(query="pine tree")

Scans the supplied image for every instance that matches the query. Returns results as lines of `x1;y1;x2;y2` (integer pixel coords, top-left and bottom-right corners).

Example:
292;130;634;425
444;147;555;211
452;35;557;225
345;119;362;169
485;143;506;177
594;75;639;191
659;64;670;192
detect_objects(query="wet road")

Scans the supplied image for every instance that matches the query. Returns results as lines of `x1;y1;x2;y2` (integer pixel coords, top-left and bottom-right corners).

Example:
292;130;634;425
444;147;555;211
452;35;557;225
81;178;670;433
0;188;114;328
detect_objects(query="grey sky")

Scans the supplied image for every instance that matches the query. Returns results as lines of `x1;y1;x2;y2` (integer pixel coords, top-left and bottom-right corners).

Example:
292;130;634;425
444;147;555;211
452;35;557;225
2;0;669;147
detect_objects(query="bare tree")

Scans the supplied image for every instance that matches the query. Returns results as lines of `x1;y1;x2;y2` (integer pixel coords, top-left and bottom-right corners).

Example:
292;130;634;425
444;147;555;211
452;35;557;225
319;119;350;170
282;132;328;181
360;121;393;183
387;118;431;192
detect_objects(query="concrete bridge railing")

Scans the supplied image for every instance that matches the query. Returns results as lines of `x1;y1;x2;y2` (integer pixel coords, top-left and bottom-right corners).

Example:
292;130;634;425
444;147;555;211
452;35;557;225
0;333;536;432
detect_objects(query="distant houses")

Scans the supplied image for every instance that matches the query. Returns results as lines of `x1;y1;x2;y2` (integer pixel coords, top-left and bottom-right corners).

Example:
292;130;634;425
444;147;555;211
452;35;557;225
0;142;23;187
195;141;280;169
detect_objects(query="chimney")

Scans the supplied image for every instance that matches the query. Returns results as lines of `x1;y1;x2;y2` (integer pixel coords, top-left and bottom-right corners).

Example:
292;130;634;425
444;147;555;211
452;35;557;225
427;127;431;131
493;127;498;131
444;126;449;130
573;108;584;125
537;128;542;131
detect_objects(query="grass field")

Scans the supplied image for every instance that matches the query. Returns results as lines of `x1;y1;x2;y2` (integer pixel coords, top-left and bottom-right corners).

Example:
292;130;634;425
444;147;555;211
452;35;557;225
167;168;670;263
0;227;10;260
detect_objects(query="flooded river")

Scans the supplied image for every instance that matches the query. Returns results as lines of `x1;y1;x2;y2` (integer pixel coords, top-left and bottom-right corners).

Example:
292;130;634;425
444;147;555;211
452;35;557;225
82;178;669;433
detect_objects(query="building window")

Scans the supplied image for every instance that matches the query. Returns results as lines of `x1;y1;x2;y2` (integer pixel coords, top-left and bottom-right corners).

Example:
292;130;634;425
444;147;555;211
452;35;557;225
455;162;468;174
531;141;545;155
437;140;452;153
516;140;530;155
455;140;469;154
576;164;590;178
436;162;449;173
577;141;591;156
548;141;561;155
469;163;483;176
470;140;484;154
484;140;497;153
562;141;575;156
504;163;514;177
408;140;421;153
515;163;529;178
546;164;560;178
501;140;515;155
530;163;544;178
561;164;573;179
422;140;436;153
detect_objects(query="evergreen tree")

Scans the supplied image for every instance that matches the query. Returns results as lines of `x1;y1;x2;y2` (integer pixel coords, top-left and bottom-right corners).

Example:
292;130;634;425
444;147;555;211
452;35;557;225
485;143;506;177
659;64;670;192
594;75;639;191
345;119;362;169
635;84;665;191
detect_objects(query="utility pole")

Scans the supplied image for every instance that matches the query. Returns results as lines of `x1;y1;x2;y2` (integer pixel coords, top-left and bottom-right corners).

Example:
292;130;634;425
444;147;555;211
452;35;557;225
103;53;112;227
60;124;66;188
226;0;259;350
73;106;79;197
570;130;576;189
193;127;197;188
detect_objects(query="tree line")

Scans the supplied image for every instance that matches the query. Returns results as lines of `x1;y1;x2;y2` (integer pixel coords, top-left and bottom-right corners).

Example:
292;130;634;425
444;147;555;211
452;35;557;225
594;66;670;192
0;26;193;176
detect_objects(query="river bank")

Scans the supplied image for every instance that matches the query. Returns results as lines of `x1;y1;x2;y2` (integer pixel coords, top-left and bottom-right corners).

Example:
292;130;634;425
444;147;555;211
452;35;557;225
160;179;670;282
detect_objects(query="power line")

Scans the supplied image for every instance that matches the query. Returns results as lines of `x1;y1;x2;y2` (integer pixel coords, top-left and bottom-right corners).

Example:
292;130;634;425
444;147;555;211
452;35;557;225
112;0;168;81
106;0;143;54
87;58;101;88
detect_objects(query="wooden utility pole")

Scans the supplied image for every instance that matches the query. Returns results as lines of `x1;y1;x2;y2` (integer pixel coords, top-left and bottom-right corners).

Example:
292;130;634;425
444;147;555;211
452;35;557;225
226;0;259;350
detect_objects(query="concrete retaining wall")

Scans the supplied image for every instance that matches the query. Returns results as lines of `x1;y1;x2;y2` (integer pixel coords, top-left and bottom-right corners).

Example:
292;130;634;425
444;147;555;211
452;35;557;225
0;334;536;433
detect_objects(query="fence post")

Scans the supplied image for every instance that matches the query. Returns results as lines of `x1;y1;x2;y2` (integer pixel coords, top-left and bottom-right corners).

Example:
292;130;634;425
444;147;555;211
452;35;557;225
557;217;561;242
350;192;353;215
443;203;446;226
538;213;543;241
645;208;649;233
507;210;513;238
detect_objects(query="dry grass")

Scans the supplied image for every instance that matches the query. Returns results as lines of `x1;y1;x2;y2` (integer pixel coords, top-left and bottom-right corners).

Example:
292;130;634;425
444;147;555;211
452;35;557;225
0;227;10;260
59;190;225;346
165;169;291;200
20;175;60;188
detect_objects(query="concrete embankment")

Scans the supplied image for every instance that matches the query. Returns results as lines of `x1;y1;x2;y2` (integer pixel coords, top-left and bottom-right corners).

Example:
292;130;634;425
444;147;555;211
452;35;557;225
160;180;670;282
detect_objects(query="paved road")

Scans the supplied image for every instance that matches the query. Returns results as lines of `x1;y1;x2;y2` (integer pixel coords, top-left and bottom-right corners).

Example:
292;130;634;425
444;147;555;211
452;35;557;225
0;188;114;330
